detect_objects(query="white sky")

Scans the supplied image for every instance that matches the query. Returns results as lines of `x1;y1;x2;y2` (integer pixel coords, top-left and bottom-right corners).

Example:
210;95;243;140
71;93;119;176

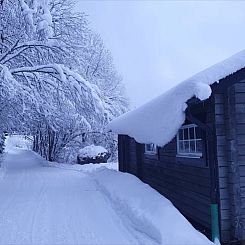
77;1;245;107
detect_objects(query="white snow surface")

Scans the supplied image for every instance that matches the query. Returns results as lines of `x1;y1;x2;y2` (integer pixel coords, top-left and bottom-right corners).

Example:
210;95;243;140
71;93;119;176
78;144;108;158
107;50;245;146
0;138;213;244
5;135;33;153
93;168;213;245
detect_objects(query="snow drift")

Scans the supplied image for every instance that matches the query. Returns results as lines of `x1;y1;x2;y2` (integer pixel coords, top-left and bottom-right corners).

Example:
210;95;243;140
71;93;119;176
107;50;245;146
0;134;212;244
93;168;213;245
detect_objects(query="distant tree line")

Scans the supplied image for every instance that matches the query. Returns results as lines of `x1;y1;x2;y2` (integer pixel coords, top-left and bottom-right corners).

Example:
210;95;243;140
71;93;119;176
0;0;128;162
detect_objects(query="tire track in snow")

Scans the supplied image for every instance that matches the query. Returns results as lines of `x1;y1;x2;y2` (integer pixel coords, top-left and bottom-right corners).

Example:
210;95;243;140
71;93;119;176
0;169;36;244
0;170;26;221
29;176;47;244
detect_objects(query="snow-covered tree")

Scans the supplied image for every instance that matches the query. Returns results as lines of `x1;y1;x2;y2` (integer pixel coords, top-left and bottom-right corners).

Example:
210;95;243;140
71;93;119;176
0;0;128;162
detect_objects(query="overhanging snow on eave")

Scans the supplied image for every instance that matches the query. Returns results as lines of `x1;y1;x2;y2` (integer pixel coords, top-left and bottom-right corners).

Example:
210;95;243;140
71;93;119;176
106;49;245;147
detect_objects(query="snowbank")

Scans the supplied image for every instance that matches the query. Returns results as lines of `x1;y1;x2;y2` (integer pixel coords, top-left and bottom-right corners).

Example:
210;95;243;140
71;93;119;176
0;153;6;180
107;50;245;146
47;161;118;172
93;168;213;245
78;144;108;158
45;158;212;244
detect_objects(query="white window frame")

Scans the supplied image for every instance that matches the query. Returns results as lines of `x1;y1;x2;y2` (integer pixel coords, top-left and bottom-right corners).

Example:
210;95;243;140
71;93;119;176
144;143;157;155
177;124;203;158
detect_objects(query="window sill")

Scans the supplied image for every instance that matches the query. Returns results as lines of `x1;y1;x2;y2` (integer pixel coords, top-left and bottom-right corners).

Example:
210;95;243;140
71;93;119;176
176;155;207;168
145;152;157;155
176;154;202;159
144;152;158;160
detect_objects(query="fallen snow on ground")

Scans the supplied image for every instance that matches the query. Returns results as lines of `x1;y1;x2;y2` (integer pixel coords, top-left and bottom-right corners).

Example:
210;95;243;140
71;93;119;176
0;150;144;245
48;160;118;172
93;168;213;245
107;50;245;147
46;162;212;244
0;138;212;244
5;135;32;153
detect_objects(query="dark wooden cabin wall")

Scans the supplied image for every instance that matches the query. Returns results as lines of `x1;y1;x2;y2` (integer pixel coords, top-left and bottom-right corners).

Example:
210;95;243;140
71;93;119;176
118;135;212;231
231;82;245;240
136;100;214;233
126;137;138;176
119;87;244;242
214;91;232;242
140;139;212;231
118;103;213;237
118;107;214;239
118;135;126;172
213;80;245;241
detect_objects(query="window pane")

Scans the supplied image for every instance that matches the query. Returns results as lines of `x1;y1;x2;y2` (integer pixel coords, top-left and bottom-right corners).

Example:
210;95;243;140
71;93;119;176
151;144;156;152
184;128;189;140
190;140;195;153
145;144;156;153
189;127;194;139
196;140;202;154
179;129;183;140
177;125;203;157
196;127;202;139
184;141;189;152
179;141;184;153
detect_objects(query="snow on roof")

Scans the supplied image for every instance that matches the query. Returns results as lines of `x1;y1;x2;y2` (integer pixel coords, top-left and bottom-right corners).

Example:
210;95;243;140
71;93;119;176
107;50;245;146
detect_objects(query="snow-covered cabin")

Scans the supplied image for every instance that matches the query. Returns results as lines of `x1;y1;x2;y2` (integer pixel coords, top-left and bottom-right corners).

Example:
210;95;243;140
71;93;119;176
107;50;245;244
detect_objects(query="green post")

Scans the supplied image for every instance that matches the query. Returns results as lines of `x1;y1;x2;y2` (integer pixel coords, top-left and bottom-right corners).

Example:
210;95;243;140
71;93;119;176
211;203;220;244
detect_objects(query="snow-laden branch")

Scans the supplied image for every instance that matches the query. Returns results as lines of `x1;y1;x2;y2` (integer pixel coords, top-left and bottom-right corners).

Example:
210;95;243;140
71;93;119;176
0;41;65;64
9;63;106;115
0;39;20;63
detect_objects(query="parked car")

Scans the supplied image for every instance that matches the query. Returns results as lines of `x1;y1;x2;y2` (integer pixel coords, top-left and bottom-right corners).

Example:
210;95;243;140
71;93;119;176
77;145;110;165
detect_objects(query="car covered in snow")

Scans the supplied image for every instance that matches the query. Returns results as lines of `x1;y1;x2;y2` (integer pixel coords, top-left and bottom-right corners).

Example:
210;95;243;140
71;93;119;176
77;145;110;165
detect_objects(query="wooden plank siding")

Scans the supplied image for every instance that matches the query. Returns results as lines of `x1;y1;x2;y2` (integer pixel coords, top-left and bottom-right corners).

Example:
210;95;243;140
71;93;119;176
142;137;212;236
213;80;245;242
233;82;245;240
126;137;138;175
214;91;232;242
119;134;212;235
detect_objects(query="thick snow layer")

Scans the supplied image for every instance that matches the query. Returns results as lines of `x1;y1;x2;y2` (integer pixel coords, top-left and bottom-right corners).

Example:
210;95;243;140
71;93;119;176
0;137;213;244
93;168;213;245
107;50;245;146
48;161;118;172
0;148;213;244
46;162;213;244
78;144;108;158
0;150;143;245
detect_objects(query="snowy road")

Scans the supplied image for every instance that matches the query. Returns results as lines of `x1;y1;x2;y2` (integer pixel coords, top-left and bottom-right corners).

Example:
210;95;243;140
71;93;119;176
0;150;153;245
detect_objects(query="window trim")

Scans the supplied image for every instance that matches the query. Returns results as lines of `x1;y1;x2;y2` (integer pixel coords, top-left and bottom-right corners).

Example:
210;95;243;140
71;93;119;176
176;124;203;158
